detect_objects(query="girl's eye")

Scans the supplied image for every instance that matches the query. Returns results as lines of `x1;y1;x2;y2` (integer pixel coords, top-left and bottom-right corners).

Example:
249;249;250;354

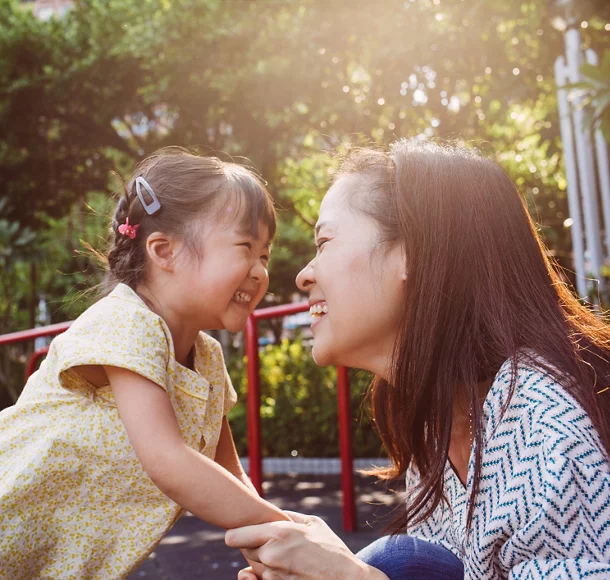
316;238;329;250
261;255;270;264
240;242;252;250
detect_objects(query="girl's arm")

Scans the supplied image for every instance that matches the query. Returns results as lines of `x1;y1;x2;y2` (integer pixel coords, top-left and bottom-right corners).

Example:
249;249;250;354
105;365;289;529
215;417;258;494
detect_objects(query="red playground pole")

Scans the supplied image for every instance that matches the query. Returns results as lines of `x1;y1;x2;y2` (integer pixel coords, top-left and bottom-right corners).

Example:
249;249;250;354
25;347;50;381
245;315;263;496
337;365;356;531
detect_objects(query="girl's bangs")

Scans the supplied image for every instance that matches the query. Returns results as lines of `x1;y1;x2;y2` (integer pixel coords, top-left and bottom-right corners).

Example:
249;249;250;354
221;171;277;240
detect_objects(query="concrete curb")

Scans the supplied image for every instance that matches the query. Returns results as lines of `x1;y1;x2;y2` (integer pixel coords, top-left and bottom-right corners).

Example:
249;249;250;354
239;457;390;475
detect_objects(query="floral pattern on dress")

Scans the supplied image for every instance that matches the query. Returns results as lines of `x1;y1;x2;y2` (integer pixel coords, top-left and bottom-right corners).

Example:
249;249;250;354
0;283;237;579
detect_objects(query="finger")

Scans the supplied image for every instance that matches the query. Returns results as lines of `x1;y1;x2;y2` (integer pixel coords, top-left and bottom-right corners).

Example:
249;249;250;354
237;568;258;580
226;524;273;549
241;548;262;563
283;510;312;524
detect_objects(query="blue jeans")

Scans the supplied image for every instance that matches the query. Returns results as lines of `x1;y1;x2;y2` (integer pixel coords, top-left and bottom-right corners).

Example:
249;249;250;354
357;535;464;580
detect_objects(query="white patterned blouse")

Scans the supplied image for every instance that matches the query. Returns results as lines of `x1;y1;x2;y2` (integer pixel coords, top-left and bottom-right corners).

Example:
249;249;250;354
406;357;610;579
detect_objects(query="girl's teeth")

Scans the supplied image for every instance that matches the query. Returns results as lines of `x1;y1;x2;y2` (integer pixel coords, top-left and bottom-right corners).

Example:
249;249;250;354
309;303;328;318
234;291;252;304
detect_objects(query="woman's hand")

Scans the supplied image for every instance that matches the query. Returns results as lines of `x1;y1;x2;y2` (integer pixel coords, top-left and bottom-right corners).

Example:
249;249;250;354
226;511;389;580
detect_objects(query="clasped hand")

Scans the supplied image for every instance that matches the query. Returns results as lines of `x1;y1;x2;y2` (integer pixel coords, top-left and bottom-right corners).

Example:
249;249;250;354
225;510;373;580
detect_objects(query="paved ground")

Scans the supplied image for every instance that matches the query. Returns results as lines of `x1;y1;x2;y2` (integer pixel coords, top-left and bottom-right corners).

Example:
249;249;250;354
128;474;402;580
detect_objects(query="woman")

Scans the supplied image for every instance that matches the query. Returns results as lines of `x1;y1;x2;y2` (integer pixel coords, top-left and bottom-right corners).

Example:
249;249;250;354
226;140;610;579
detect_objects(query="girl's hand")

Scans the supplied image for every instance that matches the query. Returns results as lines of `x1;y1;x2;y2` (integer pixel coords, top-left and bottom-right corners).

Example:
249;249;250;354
236;565;258;580
226;511;389;580
241;558;264;579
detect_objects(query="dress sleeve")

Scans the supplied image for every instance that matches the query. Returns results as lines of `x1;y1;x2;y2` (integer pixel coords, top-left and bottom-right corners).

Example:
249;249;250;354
197;333;238;416
53;295;170;394
507;450;610;579
222;367;238;416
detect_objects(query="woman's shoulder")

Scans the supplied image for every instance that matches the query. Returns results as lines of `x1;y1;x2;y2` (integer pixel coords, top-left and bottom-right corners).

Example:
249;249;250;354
477;355;610;573
485;353;607;463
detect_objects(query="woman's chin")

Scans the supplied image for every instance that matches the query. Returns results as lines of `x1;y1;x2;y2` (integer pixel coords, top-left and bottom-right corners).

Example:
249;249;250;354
311;343;337;367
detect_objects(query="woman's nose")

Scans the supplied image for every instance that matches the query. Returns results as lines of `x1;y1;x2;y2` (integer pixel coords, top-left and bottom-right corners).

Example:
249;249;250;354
296;260;315;292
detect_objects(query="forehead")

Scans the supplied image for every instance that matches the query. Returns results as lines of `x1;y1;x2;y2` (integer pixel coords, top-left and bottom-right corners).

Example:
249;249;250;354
316;178;359;232
233;218;272;246
216;171;277;240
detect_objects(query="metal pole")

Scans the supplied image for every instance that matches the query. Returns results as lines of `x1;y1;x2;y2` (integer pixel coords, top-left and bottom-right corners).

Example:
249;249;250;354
555;55;587;296
565;27;604;283
245;315;263;496
0;321;71;346
586;49;610;261
252;301;309;320
25;347;49;381
337;365;356;532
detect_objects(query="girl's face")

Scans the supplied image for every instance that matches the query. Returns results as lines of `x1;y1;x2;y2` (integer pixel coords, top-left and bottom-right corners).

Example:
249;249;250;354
296;177;405;377
172;212;271;333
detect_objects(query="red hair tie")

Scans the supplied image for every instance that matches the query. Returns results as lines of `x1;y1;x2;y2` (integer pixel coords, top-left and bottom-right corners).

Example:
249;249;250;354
118;218;139;239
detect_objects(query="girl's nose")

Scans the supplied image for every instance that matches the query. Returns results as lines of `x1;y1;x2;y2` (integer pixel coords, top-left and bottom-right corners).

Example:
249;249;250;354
250;260;268;283
296;260;315;292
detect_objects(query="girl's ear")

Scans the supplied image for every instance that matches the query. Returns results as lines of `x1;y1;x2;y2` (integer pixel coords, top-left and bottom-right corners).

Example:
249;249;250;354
145;232;179;272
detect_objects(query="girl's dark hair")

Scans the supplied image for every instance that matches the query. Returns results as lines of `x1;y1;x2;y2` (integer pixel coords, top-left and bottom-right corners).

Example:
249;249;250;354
105;147;276;291
336;139;610;532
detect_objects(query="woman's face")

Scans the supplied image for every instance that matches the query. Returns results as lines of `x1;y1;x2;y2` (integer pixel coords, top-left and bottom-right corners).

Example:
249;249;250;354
296;176;405;377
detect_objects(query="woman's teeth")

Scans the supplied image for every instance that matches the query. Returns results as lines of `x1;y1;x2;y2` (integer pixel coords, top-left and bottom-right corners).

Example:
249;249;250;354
233;291;252;304
310;303;328;318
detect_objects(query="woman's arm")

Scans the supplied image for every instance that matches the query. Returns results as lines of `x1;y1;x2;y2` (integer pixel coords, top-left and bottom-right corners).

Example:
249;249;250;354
105;366;290;529
226;511;390;580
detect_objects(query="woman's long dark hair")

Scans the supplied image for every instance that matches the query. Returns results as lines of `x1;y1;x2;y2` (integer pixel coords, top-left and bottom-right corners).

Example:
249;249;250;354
338;140;610;532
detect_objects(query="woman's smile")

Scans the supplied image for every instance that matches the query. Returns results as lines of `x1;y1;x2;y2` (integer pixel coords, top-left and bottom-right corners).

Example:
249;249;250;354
309;300;328;331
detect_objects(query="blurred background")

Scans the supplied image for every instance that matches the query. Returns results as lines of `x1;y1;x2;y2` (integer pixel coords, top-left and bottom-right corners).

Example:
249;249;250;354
1;0;610;460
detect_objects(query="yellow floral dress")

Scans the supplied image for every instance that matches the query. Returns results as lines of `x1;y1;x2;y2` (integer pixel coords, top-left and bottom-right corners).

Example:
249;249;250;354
0;283;237;579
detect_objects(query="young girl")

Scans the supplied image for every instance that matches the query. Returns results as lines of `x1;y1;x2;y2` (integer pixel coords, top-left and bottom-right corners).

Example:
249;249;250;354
0;148;289;578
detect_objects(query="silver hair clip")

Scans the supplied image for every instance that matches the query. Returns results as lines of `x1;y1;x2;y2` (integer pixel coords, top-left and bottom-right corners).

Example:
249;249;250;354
135;176;161;215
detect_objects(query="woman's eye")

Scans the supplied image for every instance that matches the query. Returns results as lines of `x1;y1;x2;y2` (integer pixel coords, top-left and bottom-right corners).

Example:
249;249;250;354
316;238;329;249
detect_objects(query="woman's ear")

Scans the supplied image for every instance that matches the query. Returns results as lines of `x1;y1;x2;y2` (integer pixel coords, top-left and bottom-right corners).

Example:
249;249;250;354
389;242;407;281
145;232;179;272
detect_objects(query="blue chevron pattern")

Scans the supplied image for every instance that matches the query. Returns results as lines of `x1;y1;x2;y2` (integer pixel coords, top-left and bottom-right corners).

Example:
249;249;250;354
405;359;610;579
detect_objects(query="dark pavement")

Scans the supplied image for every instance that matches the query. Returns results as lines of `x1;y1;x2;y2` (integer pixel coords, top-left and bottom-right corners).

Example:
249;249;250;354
128;474;402;580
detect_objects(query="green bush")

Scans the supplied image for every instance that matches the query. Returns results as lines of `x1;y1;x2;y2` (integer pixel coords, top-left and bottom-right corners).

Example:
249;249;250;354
228;336;385;458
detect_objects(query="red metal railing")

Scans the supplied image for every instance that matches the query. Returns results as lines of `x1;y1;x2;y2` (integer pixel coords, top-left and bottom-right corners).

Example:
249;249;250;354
0;322;72;380
1;303;357;532
0;322;72;346
246;301;356;532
